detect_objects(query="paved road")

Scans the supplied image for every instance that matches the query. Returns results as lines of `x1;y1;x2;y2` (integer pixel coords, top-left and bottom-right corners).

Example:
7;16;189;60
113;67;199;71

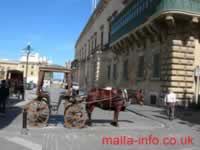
0;108;165;150
0;88;200;150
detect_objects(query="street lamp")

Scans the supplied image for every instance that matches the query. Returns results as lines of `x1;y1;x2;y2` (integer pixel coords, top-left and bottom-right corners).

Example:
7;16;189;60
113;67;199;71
22;43;33;84
195;66;200;104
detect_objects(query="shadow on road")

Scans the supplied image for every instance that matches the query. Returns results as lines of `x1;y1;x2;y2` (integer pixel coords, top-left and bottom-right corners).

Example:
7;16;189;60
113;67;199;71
47;115;134;126
0;106;22;130
152;115;168;120
7;97;23;107
0;97;23;130
48;115;64;125
152;107;200;127
91;119;134;124
48;115;134;125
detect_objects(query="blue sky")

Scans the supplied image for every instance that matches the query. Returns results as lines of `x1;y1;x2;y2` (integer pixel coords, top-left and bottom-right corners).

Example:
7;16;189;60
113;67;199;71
0;0;92;65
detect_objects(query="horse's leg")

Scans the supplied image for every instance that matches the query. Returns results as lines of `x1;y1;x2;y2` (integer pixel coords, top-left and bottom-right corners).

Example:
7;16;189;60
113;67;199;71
111;107;120;127
86;104;94;126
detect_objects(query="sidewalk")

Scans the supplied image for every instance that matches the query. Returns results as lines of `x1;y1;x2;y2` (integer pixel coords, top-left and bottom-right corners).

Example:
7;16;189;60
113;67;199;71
6;89;37;108
127;104;200;128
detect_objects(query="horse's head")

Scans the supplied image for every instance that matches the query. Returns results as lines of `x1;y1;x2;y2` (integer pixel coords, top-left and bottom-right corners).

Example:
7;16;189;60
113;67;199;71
121;89;131;106
121;89;145;105
135;90;144;105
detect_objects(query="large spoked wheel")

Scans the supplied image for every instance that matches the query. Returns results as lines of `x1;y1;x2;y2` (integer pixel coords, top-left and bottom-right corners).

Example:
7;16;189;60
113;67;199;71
64;104;86;128
26;100;50;127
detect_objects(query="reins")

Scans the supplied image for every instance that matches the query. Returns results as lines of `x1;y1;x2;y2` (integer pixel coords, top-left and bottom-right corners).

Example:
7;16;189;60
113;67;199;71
81;94;124;104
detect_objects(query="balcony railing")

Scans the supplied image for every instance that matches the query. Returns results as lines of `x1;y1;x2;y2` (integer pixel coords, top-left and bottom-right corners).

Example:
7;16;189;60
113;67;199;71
111;0;200;43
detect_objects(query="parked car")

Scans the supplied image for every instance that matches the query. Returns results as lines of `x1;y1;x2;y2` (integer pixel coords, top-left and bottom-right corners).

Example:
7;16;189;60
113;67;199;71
72;82;79;91
26;81;36;90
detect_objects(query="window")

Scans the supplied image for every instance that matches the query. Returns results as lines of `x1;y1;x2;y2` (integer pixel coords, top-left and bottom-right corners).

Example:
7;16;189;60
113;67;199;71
113;64;117;80
88;40;90;54
1;70;4;76
107;65;111;80
152;53;160;78
94;33;97;48
108;20;112;43
81;47;84;60
31;71;34;76
91;37;94;50
145;1;149;8
22;65;24;68
123;60;128;81
101;30;104;47
137;56;145;78
85;44;87;58
79;49;80;60
31;65;34;69
82;48;84;59
80;49;82;60
83;48;84;59
95;37;97;48
150;95;157;105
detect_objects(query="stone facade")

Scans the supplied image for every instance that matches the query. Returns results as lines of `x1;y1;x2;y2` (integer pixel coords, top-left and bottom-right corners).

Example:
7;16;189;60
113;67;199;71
0;60;18;80
0;53;50;84
73;0;126;90
74;0;200;105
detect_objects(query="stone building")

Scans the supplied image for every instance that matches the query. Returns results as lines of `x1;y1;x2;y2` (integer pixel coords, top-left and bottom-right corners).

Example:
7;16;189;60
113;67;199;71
19;53;49;83
73;0;125;89
0;53;51;84
0;60;18;80
74;0;200;105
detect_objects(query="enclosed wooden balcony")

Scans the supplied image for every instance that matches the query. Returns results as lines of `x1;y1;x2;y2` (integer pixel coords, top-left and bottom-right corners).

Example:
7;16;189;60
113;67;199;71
110;0;200;44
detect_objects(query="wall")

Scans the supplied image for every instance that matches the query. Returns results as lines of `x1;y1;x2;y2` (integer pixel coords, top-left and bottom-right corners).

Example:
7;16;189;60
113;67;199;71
75;0;126;90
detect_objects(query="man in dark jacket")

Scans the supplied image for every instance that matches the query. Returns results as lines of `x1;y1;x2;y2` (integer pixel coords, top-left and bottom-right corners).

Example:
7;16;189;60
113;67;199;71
0;80;9;113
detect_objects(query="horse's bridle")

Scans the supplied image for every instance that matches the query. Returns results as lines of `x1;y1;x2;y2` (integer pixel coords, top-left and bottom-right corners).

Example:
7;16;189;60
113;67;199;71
121;89;129;103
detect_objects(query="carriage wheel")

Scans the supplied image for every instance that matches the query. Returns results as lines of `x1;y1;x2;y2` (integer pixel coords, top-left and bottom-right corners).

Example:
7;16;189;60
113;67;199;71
64;104;86;128
26;100;50;127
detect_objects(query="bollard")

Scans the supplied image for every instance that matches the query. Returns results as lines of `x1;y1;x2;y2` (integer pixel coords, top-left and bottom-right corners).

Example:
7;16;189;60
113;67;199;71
21;108;29;135
23;109;27;128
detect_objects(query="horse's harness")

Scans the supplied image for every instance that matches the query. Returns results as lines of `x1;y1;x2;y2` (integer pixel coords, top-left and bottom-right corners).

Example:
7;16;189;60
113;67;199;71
80;89;128;107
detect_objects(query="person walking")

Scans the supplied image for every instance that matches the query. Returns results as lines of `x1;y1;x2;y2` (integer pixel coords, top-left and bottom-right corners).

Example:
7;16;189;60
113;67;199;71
164;90;177;120
0;80;9;114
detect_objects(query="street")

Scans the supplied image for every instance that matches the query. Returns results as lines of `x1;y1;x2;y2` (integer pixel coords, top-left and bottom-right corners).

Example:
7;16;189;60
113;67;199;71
1;0;200;149
0;88;200;150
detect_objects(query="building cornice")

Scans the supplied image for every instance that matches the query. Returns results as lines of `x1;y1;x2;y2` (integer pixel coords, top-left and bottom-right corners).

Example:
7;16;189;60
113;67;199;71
0;59;48;66
19;61;48;65
75;0;111;48
0;60;19;64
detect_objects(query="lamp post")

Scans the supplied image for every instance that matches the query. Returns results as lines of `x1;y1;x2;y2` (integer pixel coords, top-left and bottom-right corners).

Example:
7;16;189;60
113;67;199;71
195;66;200;104
23;43;33;84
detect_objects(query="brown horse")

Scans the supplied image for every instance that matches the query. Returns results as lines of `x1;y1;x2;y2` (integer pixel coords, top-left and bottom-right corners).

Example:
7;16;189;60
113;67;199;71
85;88;130;127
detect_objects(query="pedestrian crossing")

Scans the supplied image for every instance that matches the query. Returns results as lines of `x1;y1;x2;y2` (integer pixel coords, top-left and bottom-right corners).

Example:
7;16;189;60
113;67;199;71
1;133;200;150
4;136;42;150
41;133;100;150
42;134;58;150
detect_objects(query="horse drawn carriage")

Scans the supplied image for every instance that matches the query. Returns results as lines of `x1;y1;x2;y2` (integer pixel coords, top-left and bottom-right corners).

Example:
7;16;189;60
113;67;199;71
6;70;25;100
25;65;144;128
